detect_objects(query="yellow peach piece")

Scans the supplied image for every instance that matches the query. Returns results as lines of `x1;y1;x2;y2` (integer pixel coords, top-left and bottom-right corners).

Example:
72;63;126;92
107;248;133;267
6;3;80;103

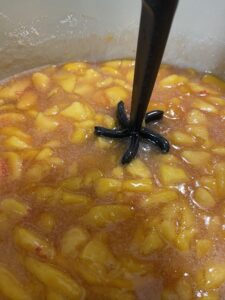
159;164;189;185
202;74;225;90
196;262;225;289
0;113;26;123
83;169;103;187
95;178;121;198
70;128;87;144
61;192;91;205
126;158;151;178
35;186;59;203
186;125;209;143
4;136;30;150
2;152;23;180
187;109;207;124
122;179;153;193
176;228;196;251
159;220;177;243
95;137;113;149
61;176;82;191
82;205;133;227
100;66;120;76
105;86;128;107
199;176;217;193
197;291;219;300
0;126;31;141
170;131;195;146
0;265;32;300
143;189;178;207
63;62;88;72
75;120;95;130
44;105;59;116
188;82;218;95
159;74;188;88
26;109;38;118
192;99;217;113
206;96;225;106
0;78;30;100
61;227;89;257
112;166;124;179
121;59;135;67
55;72;76;93
14;227;55;259
96;77;113;88
175;278;192;300
26;163;50;182
194;187;216;209
25;257;85;299
211;146;225;155
74;84;94;96
60;101;93;121
214;162;225;198
32;72;50;92
181;150;211;166
80;238;117;267
0;104;15;111
17;90;37;110
160;154;179;164
102;114;115;128
84;68;100;80
35;113;59;131
141;229;164;254
35;148;53;160
75;259;106;285
196;239;213;257
0;198;29;218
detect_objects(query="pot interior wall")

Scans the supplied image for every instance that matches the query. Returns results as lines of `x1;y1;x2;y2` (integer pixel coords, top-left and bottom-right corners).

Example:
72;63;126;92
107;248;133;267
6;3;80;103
0;0;225;80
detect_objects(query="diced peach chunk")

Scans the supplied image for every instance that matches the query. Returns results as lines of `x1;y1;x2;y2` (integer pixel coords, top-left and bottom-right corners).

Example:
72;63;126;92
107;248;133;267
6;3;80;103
192;99;217;113
159;74;188;88
196;262;225;289
35;113;59;131
60;101;93;121
202;74;225;90
126;158;151;178
122;179;153;193
4;136;30;150
32;72;50;92
196;239;213;257
187;109;207;124
159;164;189;185
181;150;211;166
82;205;133;227
95;178;121;198
214;162;225;198
0;78;30;100
170;131;195;146
194;187;216;209
105;86;128;107
17;90;37;110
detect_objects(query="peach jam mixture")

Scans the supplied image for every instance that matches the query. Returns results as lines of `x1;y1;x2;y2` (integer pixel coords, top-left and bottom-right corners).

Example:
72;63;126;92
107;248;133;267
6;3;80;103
0;60;225;300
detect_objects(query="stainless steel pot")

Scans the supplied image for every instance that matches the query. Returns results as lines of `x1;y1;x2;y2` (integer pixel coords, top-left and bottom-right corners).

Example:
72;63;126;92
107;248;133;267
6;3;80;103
0;0;225;79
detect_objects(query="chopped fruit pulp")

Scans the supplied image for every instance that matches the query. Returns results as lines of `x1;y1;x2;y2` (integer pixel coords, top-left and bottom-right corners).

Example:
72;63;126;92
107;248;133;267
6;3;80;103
0;60;225;300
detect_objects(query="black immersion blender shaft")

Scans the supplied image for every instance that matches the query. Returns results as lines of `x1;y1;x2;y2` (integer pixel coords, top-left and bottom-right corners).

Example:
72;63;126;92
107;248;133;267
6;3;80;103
130;0;179;132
